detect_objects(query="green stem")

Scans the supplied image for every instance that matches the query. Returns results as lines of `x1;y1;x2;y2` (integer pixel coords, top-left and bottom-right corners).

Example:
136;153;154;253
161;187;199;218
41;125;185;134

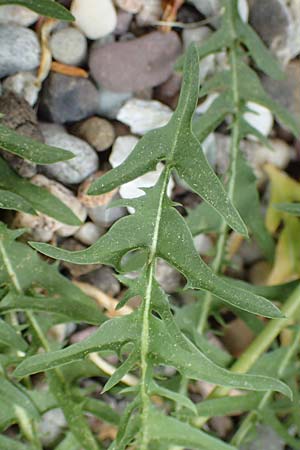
231;329;300;446
197;45;240;334
193;283;300;428
140;168;170;450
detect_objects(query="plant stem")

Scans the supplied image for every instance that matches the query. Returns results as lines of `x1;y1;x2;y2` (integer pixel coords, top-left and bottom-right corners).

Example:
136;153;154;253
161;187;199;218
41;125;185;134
140;168;170;450
192;282;300;428
231;329;300;446
197;44;240;334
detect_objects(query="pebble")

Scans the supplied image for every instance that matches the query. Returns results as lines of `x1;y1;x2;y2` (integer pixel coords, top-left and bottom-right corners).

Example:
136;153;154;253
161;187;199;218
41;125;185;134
50;26;87;66
117;98;172;135
75;222;105;245
261;60;300;119
243;102;273;139
110;136;174;206
89;31;182;93
0;5;38;26
39;409;67;448
97;87;132;119
71;0;117;40
136;0;162;25
70;116;115;152
39;73;98;124
13;212;58;242
40;123;98;184
79;266;121;297
0;25;40;78
3;71;40;106
115;10;133;35
116;0;143;13
155;259;182;294
241;424;284;450
249;0;294;65
88;197;127;228
193;234;213;255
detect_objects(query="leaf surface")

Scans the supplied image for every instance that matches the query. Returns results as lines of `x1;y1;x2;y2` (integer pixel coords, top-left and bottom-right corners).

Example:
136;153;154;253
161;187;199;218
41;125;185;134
0;0;74;20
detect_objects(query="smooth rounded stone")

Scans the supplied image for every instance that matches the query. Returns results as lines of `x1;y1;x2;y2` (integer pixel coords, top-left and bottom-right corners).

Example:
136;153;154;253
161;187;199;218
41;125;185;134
71;0;117;40
88;194;127;228
75;222;105;245
0;25;40;78
242;138;292;180
70;116;115;152
97;87;132;119
89;31;182;93
38;409;67;448
13;212;58;242
193;234;213;255
249;0;293;64
0;91;43;178
261;61;300;119
79;266;121;297
110;136;174;208
115;10;133;35
136;0;162;25
241;424;284;450
39;73;98;124
117;98;172;135
0;5;38;26
31;174;87;237
3;71;40;106
40;123;98;184
50;26;87;66
116;0;143;13
155;259;183;294
243;102;273;139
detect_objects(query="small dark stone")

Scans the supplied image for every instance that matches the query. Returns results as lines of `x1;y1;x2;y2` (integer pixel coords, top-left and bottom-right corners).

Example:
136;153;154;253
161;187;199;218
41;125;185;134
79;266;121;297
39;73;99;124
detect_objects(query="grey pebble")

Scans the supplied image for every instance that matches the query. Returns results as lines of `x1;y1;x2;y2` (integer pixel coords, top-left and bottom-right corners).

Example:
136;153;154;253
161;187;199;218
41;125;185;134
40;123;98;184
0;25;40;78
79;266;121;297
39;73;98;124
50;26;87;66
97;86;132;119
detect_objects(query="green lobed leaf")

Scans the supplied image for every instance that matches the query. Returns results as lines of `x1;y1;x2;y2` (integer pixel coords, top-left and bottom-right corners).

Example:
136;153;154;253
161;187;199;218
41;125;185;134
0;319;28;351
0;0;74;20
0;124;74;164
0;189;35;214
89;45;247;236
14;311;292;399
0;157;81;225
195;392;262;418
30;177;281;318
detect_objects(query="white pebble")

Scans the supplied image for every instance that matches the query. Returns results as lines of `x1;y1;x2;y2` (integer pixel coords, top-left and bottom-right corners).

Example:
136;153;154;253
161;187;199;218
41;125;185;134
75;222;104;245
71;0;117;39
117;98;172;135
244;102;273;140
3;71;40;106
